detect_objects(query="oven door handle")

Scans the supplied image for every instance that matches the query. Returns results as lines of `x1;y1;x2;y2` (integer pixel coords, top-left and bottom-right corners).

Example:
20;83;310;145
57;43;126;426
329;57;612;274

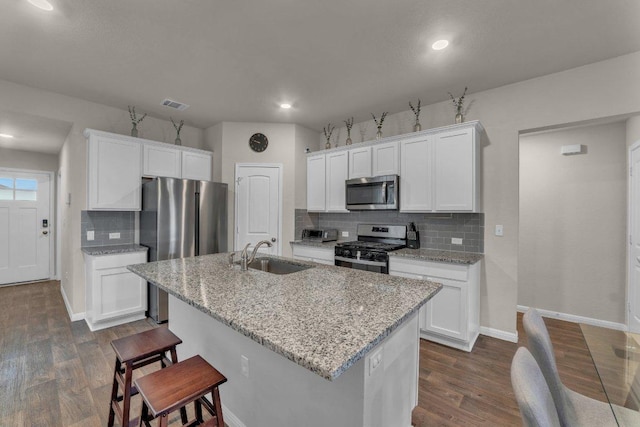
334;256;387;267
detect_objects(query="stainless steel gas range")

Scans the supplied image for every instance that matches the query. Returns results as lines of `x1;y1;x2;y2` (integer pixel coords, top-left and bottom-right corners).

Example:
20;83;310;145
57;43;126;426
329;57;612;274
334;224;407;274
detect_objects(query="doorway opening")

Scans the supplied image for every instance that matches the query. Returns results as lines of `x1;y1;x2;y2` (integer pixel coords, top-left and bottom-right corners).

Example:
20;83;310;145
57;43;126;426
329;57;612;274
517;120;627;328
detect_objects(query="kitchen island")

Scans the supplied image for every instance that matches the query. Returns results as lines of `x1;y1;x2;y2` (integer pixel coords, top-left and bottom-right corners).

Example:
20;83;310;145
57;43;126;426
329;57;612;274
128;253;441;427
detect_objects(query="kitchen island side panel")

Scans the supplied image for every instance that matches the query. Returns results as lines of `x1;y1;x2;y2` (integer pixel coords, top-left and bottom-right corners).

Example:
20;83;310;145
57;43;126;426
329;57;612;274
169;294;418;427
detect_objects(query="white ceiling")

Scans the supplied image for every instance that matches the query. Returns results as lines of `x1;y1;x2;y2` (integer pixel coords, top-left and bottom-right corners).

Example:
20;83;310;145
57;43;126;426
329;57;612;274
1;0;639;153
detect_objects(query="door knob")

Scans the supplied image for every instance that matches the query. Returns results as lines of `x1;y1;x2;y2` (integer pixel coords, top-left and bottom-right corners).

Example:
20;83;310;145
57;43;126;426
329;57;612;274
271;237;276;243
42;230;48;235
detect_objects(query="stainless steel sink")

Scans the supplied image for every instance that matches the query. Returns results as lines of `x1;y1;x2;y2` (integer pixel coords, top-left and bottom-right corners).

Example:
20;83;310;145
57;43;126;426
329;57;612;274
247;257;314;275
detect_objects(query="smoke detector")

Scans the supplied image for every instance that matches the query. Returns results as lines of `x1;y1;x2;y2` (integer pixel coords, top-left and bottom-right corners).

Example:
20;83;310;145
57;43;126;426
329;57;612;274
161;99;190;111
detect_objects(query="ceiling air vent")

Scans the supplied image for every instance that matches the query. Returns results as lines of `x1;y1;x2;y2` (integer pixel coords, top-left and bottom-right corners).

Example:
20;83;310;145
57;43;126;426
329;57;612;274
161;99;190;111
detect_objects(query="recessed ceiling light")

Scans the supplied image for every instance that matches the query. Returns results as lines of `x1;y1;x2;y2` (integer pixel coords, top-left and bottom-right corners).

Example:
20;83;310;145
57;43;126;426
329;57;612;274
432;40;449;50
280;103;292;109
27;0;54;11
0;133;14;138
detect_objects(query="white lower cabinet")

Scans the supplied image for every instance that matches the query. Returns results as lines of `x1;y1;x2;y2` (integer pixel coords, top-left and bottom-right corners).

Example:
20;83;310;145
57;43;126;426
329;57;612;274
292;245;334;266
84;251;147;331
389;257;481;352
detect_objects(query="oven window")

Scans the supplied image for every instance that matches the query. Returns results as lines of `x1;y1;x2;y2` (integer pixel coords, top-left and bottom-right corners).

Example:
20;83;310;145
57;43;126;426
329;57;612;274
346;183;386;205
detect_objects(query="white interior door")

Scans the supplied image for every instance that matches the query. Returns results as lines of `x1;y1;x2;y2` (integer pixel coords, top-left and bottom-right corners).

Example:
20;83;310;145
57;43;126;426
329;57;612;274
235;164;281;255
0;170;51;285
629;143;640;332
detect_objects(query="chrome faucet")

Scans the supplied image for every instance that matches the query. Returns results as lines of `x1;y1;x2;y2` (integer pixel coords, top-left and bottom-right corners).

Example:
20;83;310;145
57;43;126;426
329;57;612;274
239;240;273;271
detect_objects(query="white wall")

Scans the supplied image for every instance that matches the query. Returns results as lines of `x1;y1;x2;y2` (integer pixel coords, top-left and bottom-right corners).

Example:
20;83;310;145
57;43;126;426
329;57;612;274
0;147;59;172
322;51;640;336
628;116;640;147
294;125;318;209
519;122;627;323
204;122;313;257
0;78;204;316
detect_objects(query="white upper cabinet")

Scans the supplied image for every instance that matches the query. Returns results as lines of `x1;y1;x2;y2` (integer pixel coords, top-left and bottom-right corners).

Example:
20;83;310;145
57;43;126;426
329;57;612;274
325;151;349;212
86;131;142;211
306;151;348;212
86;129;214;211
400;122;481;213
372;141;399;176
434;128;478;211
181;150;212;181
348;147;372;179
141;139;213;181
400;135;434;212
143;143;181;178
307;121;482;214
306;154;326;212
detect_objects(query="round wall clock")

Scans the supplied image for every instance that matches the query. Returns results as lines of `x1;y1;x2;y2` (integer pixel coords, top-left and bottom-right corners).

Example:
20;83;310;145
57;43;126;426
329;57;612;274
249;133;268;152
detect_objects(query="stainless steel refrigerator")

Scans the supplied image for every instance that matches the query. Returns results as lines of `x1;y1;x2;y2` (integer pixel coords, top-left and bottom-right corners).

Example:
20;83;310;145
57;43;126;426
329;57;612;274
140;177;227;323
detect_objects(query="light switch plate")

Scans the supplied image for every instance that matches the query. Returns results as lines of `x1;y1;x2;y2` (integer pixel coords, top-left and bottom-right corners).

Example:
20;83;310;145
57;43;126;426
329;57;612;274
109;232;120;240
495;225;504;237
341;231;349;237
87;230;94;241
451;237;463;245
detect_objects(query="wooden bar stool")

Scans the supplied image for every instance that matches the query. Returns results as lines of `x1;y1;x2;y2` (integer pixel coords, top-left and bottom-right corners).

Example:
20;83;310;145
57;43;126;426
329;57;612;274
134;355;227;427
108;328;185;427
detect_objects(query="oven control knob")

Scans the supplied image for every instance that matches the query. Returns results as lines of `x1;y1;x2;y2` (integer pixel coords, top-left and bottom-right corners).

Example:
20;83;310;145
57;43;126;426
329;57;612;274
361;252;372;260
375;253;387;262
341;249;351;258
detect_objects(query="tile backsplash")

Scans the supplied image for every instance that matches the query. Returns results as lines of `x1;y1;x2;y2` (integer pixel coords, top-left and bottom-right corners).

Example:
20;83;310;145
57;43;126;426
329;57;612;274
81;211;135;247
295;209;484;253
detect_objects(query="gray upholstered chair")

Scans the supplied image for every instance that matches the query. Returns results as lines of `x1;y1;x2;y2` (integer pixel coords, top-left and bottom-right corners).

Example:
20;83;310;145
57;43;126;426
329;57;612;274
511;347;562;427
523;308;640;426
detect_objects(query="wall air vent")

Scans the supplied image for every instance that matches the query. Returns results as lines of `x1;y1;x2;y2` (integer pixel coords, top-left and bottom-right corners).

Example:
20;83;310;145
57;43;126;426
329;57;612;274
161;99;190;111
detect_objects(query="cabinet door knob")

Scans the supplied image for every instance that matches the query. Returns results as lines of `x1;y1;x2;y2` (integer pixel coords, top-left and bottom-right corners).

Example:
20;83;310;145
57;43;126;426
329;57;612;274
42;230;49;235
271;237;276;243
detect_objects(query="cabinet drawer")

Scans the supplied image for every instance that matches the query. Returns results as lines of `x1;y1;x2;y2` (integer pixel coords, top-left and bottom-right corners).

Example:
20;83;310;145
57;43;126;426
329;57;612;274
92;252;147;270
389;257;468;281
292;245;334;263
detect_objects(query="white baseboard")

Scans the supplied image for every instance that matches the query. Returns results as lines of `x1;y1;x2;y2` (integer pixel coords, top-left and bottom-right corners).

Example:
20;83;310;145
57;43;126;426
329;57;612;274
222;403;246;427
517;305;627;331
60;283;84;322
479;326;518;343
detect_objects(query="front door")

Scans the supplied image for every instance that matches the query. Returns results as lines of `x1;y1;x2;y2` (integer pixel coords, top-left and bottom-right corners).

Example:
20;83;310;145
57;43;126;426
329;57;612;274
235;164;281;255
0;169;51;285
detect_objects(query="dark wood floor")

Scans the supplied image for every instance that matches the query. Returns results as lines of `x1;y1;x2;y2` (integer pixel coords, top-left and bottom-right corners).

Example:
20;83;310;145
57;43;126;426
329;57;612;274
0;281;608;426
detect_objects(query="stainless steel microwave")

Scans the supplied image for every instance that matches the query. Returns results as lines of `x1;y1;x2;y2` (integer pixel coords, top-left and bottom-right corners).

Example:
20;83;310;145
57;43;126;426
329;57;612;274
345;175;399;210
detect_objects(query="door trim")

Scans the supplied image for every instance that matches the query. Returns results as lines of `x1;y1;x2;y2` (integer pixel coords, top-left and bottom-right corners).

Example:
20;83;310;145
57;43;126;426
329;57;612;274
628;141;640;332
234;163;283;256
0;167;55;281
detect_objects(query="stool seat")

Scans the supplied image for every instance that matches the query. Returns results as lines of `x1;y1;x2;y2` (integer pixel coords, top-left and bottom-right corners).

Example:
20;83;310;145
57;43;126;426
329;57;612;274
108;328;184;427
135;355;227;427
111;327;182;363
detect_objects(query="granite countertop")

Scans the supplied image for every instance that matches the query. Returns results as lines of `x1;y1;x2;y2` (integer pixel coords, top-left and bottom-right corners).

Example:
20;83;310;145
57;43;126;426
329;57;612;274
389;248;483;264
127;253;441;381
81;244;148;256
289;240;339;248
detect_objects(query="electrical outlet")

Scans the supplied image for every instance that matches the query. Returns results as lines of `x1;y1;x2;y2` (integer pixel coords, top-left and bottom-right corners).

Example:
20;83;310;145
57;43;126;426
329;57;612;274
451;237;463;245
495;225;504;237
87;230;95;241
369;349;383;375
341;231;349;237
109;232;120;240
241;355;249;377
